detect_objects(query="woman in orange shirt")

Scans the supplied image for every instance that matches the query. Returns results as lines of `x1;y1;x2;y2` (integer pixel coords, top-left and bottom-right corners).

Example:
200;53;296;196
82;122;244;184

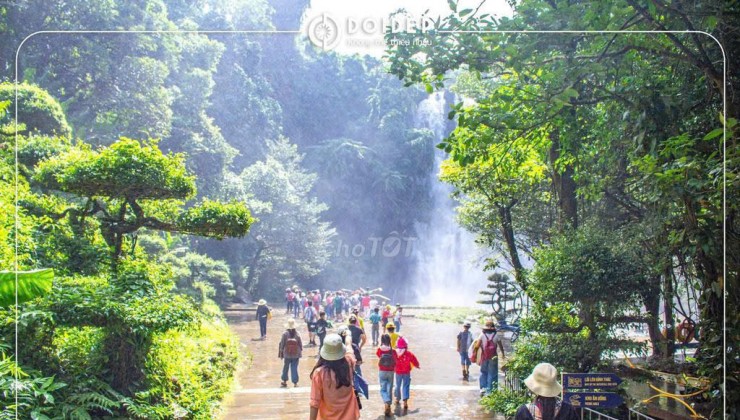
309;333;360;420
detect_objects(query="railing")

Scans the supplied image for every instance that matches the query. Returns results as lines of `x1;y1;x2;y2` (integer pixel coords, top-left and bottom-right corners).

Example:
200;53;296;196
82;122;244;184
580;407;619;420
500;375;527;395
628;408;657;420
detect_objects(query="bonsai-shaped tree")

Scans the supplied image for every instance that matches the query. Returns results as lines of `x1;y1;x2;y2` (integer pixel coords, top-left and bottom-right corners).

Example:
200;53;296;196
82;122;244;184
34;137;253;263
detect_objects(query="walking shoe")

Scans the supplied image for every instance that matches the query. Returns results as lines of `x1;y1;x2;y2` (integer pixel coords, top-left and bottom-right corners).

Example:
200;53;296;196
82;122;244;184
384;403;391;417
293;383;298;387
280;381;287;388
403;400;408;412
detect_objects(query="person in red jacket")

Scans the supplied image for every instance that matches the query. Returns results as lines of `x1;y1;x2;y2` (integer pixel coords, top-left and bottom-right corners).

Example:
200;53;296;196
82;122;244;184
376;334;396;417
393;336;419;412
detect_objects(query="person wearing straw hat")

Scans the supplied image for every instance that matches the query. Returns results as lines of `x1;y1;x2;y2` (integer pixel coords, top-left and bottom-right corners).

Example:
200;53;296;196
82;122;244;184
279;318;303;387
309;333;360;420
514;363;579;420
256;299;271;340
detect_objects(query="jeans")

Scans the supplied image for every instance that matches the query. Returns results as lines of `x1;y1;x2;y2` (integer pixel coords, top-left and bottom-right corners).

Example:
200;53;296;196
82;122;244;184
479;357;498;392
394;320;401;332
259;317;267;337
460;351;471;366
394;373;411;401
372;323;380;344
318;333;326;350
281;358;299;384
379;370;394;404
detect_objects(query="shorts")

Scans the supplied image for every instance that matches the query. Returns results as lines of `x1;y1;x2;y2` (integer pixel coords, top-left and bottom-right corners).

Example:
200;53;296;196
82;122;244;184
460;351;471;366
307;321;317;333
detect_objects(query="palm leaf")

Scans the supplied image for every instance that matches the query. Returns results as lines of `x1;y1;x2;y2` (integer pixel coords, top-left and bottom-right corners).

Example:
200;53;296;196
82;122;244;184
0;269;54;307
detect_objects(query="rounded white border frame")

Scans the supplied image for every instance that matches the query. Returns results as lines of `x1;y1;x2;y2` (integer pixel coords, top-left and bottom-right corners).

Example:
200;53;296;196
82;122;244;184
12;28;727;417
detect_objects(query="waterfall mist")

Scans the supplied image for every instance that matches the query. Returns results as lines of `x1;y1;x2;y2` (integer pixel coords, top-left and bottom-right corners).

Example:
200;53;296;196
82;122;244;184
410;92;490;306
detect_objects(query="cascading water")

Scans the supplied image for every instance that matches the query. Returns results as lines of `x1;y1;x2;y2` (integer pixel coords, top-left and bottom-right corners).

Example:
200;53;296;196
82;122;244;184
411;92;490;306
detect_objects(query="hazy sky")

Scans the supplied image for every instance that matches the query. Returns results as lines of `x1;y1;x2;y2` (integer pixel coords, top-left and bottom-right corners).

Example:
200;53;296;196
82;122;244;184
301;0;513;56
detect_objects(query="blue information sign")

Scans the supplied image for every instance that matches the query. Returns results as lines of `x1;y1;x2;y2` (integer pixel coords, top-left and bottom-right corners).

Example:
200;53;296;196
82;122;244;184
563;373;622;389
564;392;624;409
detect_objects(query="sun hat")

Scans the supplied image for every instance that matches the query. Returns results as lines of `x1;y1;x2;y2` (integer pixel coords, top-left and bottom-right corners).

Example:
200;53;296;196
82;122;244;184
385;304;391;309
258;299;266;305
320;334;346;361
463;321;471;327
386;322;395;330
396;336;408;349
524;363;562;398
483;319;496;331
285;318;296;329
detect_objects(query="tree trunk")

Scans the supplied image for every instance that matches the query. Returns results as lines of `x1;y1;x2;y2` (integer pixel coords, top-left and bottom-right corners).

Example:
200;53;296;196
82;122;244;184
663;267;676;357
244;242;266;291
641;282;667;360
548;129;578;230
497;202;527;290
104;329;149;394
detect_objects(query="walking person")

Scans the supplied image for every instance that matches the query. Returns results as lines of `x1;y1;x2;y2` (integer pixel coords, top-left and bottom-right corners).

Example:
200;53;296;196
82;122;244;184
333;292;344;322
471;319;506;395
386;322;401;349
376;333;396;417
369;307;382;346
347;315;367;376
514;363;579;420
256;299;271;340
393;336;419;413
393;304;403;332
278;318;303;387
381;305;392;333
304;301;319;346
309;334;360;420
457;321;474;381
316;311;333;351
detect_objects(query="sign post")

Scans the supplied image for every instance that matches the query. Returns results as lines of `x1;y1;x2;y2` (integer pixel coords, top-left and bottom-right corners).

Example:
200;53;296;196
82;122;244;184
562;373;624;410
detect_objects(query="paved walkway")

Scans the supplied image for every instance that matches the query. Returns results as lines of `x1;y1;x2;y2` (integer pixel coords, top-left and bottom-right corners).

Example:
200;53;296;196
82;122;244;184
220;305;501;419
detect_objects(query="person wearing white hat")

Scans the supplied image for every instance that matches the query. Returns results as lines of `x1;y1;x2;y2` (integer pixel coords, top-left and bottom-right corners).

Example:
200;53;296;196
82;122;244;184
279;318;303;387
256;299;271;340
514;363;579;420
309;333;360;420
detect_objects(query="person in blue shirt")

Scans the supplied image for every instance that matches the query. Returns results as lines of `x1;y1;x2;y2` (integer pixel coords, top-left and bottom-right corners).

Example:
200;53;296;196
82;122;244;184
368;307;383;347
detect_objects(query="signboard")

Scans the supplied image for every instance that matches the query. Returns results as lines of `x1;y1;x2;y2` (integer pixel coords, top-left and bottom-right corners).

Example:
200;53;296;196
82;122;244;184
564;392;624;409
563;373;622;389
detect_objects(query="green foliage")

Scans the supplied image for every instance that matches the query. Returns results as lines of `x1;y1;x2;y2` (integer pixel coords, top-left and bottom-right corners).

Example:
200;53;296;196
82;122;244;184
144;317;239;419
176;199;253;239
480;388;531;417
0;269;54;307
225;137;335;296
35;138;196;200
0;82;71;137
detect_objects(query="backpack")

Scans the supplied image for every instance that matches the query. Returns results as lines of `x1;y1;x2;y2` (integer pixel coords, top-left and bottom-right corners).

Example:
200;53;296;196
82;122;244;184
481;334;497;361
378;350;395;369
284;335;300;358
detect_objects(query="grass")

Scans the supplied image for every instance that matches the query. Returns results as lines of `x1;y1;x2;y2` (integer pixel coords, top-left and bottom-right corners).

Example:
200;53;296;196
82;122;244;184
415;307;489;325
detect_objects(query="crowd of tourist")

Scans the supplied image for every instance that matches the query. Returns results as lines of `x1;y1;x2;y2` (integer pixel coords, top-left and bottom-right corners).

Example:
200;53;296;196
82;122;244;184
257;289;577;420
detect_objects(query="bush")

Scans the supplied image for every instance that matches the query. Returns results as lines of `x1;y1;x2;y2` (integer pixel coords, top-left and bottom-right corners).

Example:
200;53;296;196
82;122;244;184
0;83;71;137
480;388;531;418
145;313;239;419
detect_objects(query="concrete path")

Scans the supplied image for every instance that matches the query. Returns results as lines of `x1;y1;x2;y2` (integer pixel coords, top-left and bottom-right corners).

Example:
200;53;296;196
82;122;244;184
220;305;501;419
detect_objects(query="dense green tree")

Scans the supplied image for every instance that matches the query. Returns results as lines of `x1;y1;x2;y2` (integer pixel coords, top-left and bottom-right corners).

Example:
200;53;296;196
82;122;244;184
386;1;735;415
219;138;334;297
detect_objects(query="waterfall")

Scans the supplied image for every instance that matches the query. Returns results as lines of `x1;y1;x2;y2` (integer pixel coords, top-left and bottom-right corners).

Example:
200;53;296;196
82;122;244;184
411;92;489;306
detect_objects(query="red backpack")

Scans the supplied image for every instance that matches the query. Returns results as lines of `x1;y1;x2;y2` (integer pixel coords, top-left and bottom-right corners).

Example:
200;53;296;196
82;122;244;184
481;334;497;360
